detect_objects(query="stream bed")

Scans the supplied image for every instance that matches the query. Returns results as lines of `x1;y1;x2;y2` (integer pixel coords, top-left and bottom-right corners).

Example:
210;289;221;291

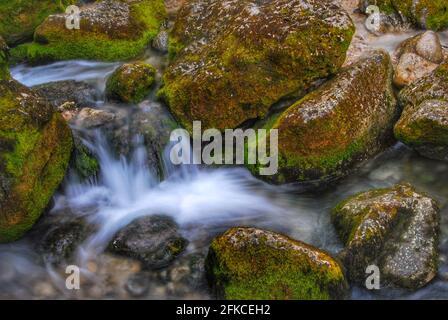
1;17;448;300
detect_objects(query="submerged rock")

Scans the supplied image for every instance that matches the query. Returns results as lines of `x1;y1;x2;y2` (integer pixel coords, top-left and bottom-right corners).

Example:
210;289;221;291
109;215;188;270
0;44;73;242
206;227;348;300
0;0;75;46
255;50;398;186
38;218;92;266
393;32;444;87
395;62;448;160
332;184;439;289
33;80;98;109
10;0;166;63
106;62;156;104
360;0;448;31
159;0;355;131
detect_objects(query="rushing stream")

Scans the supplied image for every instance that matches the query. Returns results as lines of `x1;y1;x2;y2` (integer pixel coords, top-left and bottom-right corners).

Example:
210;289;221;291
1;16;448;299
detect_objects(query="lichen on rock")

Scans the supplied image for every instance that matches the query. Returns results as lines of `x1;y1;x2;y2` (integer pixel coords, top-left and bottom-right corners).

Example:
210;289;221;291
10;0;166;64
206;227;348;300
106;62;156;103
159;0;355;131
395;61;448;160
252;50;398;186
332;184;439;289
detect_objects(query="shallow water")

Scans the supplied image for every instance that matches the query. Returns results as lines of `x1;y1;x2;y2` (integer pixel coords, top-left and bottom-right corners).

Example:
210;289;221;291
2;22;448;300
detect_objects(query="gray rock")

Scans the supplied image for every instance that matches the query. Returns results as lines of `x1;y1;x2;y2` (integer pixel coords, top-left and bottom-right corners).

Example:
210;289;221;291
152;30;169;53
395;61;448;160
394;52;438;87
332;184;440;289
33;80;98;109
109;215;188;269
74;107;116;128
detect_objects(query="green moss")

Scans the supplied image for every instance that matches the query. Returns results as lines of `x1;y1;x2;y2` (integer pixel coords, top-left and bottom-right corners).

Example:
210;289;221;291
367;0;448;31
73;149;99;180
10;0;166;64
0;0;75;45
106;62;156;103
159;2;354;131
206;228;347;300
0;80;73;242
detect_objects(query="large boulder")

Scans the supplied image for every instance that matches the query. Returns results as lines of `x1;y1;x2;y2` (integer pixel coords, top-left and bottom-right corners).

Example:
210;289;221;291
0;44;73;242
395;61;448;160
159;0;355;131
359;0;448;31
332;184;439;290
106;62;156;104
109;215;188;269
0;0;75;46
10;0;166;64
206;227;348;300
256;50;398;186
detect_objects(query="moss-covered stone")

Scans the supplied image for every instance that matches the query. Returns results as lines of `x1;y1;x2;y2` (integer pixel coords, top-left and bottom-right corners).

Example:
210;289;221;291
252;50;398;186
71;134;99;180
10;0;166;64
332;184;439;290
395;61;448;160
0;36;9;79
159;0;354;131
106;62;156;103
206;227;348;300
0;45;73;242
0;0;76;46
360;0;448;31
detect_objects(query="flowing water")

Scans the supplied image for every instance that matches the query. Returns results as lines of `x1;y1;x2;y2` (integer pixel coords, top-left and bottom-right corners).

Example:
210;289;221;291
2;20;448;299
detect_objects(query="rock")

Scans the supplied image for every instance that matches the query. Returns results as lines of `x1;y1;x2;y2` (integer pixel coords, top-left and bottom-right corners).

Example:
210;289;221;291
109;215;188;269
159;0;355;131
393;32;444;87
255;50;398;186
332;184;440;289
125;272;151;297
105;101;178;178
0;0;76;46
0;36;9;78
33;80;98;109
360;0;448;31
394;53;439;87
38;218;92;266
74;107;116;128
10;0;166;63
415;31;444;64
206;227;348;300
152;30;169;53
71;132;99;180
106;62;156;103
0;46;73;242
395;61;448;160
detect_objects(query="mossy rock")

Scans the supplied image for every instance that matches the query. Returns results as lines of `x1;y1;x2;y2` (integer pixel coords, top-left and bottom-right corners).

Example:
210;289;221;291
395;61;448;160
0;0;76;46
360;0;448;31
106;62;156;103
206;227;348;300
0;79;73;242
332;184;439;290
251;50;398;186
0;36;9;79
10;0;166;64
71;133;99;180
159;0;354;131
